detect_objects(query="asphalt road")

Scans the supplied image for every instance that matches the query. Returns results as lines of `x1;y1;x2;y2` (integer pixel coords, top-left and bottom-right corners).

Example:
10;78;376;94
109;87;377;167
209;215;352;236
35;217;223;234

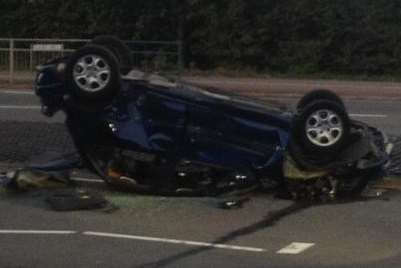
184;76;401;100
1;90;401;268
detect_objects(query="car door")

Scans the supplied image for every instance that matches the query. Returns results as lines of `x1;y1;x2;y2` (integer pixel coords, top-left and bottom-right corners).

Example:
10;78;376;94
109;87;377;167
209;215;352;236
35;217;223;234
186;103;283;169
141;91;187;154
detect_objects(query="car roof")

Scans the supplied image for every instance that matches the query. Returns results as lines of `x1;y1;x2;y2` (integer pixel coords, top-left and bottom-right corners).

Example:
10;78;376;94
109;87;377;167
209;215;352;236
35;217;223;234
122;69;288;114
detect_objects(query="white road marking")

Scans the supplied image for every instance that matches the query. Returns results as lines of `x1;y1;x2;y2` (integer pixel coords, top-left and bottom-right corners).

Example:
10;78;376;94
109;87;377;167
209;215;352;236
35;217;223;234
349;113;388;118
277;242;315;255
71;177;105;183
0;230;76;235
1;90;34;95
0;229;317;255
0;105;41;110
83;231;266;253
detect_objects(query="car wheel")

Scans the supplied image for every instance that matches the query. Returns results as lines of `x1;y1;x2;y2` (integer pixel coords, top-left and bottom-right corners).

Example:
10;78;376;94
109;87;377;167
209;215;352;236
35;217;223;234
91;35;133;75
297;89;345;112
65;44;120;101
293;99;350;158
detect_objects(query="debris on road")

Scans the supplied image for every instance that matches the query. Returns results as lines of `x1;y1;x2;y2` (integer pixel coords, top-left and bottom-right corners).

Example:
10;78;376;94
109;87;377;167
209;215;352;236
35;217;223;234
2;168;72;191
46;188;116;212
0;164;117;212
385;136;401;176
219;197;251;209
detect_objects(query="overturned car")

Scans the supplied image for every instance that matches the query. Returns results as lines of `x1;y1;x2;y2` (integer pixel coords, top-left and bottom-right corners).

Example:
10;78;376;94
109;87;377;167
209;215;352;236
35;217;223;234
34;36;392;199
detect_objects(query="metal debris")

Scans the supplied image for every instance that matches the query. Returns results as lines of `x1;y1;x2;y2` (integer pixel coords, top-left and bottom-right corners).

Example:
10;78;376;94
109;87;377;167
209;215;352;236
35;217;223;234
385;135;401;176
3;168;72;191
46;188;116;212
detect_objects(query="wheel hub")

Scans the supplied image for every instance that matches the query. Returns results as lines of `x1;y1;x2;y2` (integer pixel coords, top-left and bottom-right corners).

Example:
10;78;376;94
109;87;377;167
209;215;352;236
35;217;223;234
73;54;111;92
305;109;343;147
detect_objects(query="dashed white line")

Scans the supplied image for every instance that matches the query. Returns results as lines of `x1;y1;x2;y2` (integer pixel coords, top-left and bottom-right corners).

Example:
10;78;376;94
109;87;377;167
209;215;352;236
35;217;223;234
0;230;77;235
71;177;105;183
1;90;34;95
349;113;388;118
83;231;266;253
277;242;315;255
0;105;41;110
0;229;317;255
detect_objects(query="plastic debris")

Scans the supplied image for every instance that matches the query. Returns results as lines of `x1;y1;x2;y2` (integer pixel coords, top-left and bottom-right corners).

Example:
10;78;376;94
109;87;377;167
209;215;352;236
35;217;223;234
46;188;116;212
3;168;72;191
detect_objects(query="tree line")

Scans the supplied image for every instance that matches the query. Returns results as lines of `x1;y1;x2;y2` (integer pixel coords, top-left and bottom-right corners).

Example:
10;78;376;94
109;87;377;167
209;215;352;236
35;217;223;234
1;0;401;77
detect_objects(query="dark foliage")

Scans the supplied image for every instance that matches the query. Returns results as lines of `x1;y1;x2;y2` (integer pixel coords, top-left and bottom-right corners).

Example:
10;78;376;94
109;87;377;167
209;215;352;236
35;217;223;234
1;0;401;76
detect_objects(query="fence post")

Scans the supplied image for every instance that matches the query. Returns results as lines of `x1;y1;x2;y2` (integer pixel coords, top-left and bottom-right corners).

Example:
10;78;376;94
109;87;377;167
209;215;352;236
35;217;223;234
178;40;184;78
9;39;14;84
29;45;33;72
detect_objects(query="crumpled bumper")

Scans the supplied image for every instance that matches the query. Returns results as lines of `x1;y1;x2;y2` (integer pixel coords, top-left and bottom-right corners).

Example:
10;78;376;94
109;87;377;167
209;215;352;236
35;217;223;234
353;121;392;170
284;121;392;180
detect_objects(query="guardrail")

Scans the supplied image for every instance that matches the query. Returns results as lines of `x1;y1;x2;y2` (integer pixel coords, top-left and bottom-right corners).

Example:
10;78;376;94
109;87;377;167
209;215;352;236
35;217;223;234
0;38;183;84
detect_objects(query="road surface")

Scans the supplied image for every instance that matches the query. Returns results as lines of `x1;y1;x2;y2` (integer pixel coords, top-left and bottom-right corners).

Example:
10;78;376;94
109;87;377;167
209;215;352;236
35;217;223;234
1;89;401;268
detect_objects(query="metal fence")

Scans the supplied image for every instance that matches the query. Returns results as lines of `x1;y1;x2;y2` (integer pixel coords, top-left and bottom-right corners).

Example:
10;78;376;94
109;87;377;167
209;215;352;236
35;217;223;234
0;38;183;84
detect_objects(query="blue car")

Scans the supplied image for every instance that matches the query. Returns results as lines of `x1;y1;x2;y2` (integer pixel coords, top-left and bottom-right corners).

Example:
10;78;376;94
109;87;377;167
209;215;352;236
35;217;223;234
34;36;391;199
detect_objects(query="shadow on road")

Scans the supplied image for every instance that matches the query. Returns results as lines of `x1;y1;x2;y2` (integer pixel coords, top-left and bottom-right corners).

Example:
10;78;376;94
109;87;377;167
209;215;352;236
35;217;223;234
137;190;396;268
136;201;312;268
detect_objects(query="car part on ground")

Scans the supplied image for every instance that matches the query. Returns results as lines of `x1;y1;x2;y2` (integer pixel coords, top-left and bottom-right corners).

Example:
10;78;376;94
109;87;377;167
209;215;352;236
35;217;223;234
0;162;117;212
46;188;115;212
33;36;392;201
3;168;72;191
387;136;401;176
219;196;251;209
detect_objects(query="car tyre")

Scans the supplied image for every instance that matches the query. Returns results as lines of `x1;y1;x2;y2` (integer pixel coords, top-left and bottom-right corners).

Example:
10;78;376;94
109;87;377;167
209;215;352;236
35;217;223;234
297;89;345;112
91;35;133;75
292;99;350;160
65;44;120;102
